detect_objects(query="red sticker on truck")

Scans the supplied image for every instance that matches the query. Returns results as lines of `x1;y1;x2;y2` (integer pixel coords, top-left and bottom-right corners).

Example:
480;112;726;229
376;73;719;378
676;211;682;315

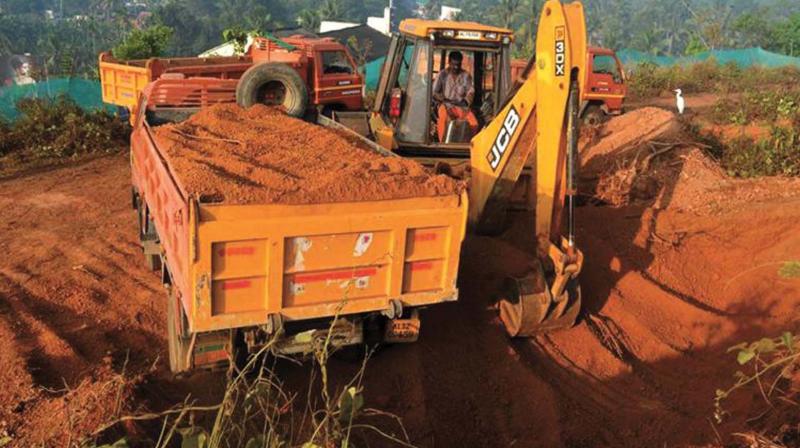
217;246;255;257
294;267;378;284
221;280;252;290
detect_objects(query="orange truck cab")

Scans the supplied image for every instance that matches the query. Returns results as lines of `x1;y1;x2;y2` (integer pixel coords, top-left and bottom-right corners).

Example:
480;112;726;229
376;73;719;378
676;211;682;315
512;46;626;125
99;35;363;119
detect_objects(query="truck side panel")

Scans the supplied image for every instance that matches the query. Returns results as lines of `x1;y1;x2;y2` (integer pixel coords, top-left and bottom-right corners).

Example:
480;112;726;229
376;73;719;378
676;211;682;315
100;54;151;111
130;124;193;312
99;52;251;111
188;195;467;332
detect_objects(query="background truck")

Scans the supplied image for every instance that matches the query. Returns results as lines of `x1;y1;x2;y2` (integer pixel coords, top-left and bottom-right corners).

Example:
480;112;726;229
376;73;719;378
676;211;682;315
131;76;467;373
512;46;627;125
100;34;364;120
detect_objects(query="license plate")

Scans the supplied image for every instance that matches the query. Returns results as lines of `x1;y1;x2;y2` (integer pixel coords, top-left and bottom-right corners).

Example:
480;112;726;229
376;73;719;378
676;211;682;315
385;317;421;343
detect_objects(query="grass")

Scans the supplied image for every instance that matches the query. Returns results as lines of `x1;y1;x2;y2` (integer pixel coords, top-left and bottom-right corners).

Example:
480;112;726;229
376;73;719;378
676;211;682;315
0;95;129;167
652;64;800;179
628;60;800;99
715;332;800;447
720;126;800;178
89;310;413;448
779;261;800;279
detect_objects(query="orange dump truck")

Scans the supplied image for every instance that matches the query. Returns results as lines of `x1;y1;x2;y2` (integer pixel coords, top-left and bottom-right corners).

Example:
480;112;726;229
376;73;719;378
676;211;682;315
131;77;467;373
100;34;364;122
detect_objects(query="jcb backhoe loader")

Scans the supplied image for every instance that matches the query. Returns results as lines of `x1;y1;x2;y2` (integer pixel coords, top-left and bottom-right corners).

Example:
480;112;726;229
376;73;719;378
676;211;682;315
330;0;588;335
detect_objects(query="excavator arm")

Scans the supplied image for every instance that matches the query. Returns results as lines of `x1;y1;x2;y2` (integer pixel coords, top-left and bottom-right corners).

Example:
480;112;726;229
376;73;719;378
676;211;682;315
468;0;588;336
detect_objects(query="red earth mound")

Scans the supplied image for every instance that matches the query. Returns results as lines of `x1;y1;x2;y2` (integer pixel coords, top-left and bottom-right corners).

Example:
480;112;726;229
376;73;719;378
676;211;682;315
152;103;463;205
583;108;800;212
1;104;798;447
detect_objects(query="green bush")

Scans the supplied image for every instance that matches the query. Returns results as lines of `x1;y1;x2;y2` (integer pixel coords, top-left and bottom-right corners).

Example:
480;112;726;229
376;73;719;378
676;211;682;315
112;25;174;60
722;126;800;177
1;96;128;159
628;61;800;99
710;88;800;125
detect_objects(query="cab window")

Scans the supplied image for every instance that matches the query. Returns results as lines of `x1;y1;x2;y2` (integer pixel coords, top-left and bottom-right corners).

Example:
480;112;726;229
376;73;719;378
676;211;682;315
322;51;354;74
397;41;430;143
396;43;415;87
593;55;618;75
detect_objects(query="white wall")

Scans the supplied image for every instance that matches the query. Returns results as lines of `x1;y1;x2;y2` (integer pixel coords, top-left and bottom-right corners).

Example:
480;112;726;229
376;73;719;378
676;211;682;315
440;5;461;20
367;7;391;35
319;21;360;33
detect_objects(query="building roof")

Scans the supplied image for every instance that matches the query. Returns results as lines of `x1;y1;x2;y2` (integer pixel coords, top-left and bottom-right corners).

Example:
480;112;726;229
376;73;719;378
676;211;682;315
320;24;391;63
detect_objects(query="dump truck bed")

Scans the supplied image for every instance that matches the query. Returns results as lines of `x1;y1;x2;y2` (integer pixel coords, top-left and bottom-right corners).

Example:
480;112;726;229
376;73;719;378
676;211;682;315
130;79;467;337
99;52;251;111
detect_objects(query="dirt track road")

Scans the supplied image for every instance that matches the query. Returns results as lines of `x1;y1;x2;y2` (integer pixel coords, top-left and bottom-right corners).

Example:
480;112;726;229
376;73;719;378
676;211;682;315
1;113;799;446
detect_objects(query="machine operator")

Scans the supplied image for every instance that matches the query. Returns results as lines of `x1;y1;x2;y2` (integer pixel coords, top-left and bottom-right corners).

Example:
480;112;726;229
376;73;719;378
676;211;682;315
432;51;479;142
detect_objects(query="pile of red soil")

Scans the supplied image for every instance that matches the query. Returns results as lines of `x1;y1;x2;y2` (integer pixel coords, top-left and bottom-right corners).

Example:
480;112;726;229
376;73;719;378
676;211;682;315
581;106;680;172
584;107;800;212
152;104;462;205
3;101;799;446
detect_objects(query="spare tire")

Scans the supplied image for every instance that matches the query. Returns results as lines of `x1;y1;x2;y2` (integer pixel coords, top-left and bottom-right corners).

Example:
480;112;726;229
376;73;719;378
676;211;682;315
236;62;308;118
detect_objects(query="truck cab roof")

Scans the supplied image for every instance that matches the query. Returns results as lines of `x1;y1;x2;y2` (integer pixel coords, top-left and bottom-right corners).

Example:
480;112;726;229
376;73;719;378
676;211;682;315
399;19;514;42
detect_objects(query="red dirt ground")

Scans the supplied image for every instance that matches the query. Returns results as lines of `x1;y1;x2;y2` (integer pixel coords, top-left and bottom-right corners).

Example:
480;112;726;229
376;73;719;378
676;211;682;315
152;103;462;205
0;107;798;446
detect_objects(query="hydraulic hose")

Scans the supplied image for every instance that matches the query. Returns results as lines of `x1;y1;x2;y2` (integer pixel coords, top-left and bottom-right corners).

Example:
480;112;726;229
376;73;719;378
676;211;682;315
565;78;580;251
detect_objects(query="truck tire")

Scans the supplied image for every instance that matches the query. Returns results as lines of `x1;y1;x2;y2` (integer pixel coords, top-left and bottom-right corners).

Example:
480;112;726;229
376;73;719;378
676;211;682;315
145;252;162;272
167;288;191;374
236;62;308;118
582;104;606;127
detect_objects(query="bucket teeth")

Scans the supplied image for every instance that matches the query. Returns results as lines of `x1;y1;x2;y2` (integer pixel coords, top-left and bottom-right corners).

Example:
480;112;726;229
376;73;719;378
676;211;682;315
498;263;581;337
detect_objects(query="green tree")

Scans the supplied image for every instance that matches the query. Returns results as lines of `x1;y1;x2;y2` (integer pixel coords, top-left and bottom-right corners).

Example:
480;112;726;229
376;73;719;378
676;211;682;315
490;0;522;29
90;0;126;20
732;10;773;48
773;14;800;56
684;35;708;56
112;24;174;60
319;0;343;21
297;9;321;32
422;0;442;19
515;0;544;59
152;1;216;56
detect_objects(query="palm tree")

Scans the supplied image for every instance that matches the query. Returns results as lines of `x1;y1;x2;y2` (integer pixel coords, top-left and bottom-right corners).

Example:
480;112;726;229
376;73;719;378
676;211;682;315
216;0;253;30
516;0;543;59
491;0;523;29
90;0;124;20
319;0;343;21
247;5;274;33
297;9;321;32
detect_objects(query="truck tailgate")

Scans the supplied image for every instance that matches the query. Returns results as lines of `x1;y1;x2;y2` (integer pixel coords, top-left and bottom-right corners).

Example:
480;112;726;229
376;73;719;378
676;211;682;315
188;195;467;332
99;53;151;111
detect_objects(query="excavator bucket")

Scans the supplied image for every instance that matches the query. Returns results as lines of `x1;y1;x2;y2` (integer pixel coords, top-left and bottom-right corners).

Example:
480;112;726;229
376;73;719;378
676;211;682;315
498;255;582;337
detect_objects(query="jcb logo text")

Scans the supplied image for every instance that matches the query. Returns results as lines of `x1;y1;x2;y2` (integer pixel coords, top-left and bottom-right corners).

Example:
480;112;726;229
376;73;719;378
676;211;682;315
487;107;521;171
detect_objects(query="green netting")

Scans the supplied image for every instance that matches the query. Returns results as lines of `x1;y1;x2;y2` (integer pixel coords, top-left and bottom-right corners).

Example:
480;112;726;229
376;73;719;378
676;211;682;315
0;78;114;121
363;46;415;90
617;47;800;69
364;56;384;90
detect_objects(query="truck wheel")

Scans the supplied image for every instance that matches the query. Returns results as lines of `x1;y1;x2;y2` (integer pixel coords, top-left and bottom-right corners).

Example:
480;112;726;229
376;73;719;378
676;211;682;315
145;252;162;272
236;62;308;118
131;187;139;210
167;288;191;374
582;105;606;127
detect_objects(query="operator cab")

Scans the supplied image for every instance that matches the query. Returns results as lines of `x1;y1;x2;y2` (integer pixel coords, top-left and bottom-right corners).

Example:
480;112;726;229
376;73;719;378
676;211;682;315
373;20;514;158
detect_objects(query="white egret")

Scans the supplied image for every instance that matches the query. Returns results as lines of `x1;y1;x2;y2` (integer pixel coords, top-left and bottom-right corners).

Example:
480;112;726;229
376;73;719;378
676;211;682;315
674;88;685;114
